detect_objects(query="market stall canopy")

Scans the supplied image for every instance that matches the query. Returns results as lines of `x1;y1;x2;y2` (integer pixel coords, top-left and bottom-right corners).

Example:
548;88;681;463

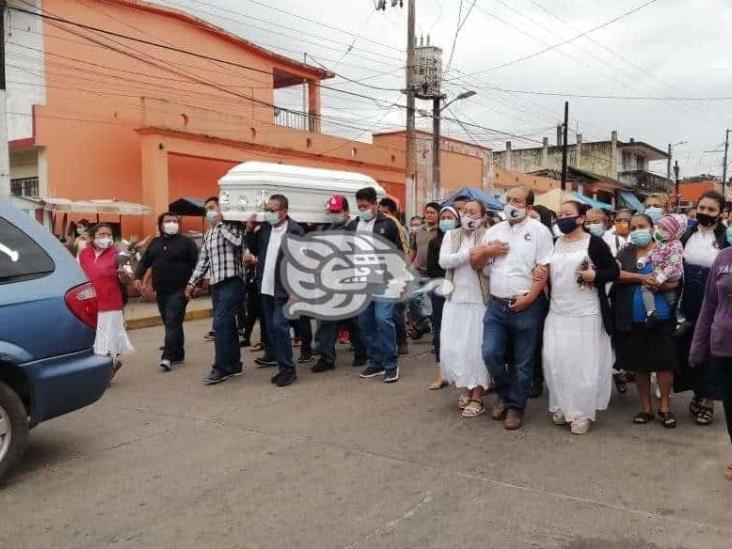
38;198;152;215
441;187;504;212
618;191;645;213
169;197;205;217
572;192;614;212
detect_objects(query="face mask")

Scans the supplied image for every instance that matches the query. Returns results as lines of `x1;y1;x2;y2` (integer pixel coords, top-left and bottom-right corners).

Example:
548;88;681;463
645;207;663;223
556;216;580;235
163;222;179;236
327;213;345;224
586;223;605;237
76;226;87;235
439;219;456;232
629;229;652;247
504;204;526;222
687;219;698;230
264;212;280;225
464;217;481;231
696;212;718;227
358;209;374;222
727;227;732;246
614;221;630;237
205;210;219;224
94;237;113;249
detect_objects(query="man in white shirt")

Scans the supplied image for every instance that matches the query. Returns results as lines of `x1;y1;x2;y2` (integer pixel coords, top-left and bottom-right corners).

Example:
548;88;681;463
471;186;554;430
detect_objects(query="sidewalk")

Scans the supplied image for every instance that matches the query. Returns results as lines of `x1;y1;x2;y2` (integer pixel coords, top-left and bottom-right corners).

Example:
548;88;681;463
124;296;213;330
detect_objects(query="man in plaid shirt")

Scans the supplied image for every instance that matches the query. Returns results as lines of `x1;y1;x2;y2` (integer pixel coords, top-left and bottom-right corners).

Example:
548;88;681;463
186;196;246;385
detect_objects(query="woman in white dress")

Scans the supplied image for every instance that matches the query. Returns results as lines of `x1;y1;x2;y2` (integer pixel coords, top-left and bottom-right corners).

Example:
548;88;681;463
439;201;492;418
543;201;619;434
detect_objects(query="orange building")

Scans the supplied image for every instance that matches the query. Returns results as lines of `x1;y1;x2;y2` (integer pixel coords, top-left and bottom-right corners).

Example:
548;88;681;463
669;178;732;209
8;0;408;236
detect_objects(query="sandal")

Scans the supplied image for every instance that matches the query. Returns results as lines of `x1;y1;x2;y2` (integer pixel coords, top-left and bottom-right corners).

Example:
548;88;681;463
633;411;655;424
457;394;471;410
689;397;702;417
657;410;677;429
429;379;449;391
462;399;485;418
695;406;714;426
613;373;628;394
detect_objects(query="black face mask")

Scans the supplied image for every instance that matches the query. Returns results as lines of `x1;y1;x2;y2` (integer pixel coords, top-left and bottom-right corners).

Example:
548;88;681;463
696;212;718;227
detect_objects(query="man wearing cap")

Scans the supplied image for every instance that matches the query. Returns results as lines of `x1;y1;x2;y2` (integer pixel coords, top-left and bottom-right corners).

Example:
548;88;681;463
312;195;368;372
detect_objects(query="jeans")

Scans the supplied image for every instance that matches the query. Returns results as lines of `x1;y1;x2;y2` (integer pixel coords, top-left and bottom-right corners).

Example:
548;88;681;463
261;295;296;374
315;317;367;366
430;294;445;364
243;283;260;341
394;302;407;344
156;290;188;362
482;296;546;414
210;277;246;375
259;295;273;358
359;301;397;371
293;317;313;354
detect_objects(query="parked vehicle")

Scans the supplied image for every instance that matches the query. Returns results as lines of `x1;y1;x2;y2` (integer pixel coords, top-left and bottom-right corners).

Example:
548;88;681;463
0;203;112;482
218;161;387;223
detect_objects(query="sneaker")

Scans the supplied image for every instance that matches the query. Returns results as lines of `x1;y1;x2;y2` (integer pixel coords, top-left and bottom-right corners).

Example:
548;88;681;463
352;355;368;368
255;356;277;368
270;371;282;384
274;370;297;387
297;352;314;364
359;365;385;378
158;359;172;372
383;368;400;384
397;342;409;355
203;370;229;385
311;358;335;373
570;419;591;435
551;409;567;425
204;330;215;342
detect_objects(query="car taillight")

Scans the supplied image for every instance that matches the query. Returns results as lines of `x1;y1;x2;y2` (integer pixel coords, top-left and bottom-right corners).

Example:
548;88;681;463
65;283;99;329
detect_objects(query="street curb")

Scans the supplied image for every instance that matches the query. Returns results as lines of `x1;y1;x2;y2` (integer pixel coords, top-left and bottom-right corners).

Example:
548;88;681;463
126;308;213;331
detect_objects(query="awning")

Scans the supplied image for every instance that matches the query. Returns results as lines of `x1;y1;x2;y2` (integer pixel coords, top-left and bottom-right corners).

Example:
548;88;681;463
169;197;205;217
39;198;152;215
442;187;504;212
572;192;614;212
619;191;645;213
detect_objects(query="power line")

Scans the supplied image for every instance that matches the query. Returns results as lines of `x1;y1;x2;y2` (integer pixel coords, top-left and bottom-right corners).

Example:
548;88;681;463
444;0;477;75
458;85;732;102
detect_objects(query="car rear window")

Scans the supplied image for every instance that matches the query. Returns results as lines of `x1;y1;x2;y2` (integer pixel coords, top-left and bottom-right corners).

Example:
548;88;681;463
0;217;56;284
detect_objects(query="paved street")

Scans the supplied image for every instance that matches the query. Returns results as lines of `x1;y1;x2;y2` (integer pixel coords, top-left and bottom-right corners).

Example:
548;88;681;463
1;320;731;549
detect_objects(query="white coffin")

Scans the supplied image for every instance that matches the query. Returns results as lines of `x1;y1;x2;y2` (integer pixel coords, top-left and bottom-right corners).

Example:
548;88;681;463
218;162;386;223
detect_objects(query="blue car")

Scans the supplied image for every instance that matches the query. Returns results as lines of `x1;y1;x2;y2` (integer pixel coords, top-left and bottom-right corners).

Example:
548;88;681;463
0;203;112;481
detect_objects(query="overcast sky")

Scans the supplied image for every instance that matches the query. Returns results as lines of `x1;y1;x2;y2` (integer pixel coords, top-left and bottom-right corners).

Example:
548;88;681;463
158;0;732;179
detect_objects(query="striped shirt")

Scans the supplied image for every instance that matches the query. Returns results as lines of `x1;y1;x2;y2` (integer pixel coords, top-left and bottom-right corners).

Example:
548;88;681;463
189;222;245;286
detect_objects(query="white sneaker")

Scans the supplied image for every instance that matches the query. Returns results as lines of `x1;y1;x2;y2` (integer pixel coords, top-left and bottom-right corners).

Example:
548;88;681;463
158;359;172;371
551;409;567;425
570;419;591;435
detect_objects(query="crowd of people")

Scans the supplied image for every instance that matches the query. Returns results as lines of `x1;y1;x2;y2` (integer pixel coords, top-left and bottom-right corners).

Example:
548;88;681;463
71;185;732;481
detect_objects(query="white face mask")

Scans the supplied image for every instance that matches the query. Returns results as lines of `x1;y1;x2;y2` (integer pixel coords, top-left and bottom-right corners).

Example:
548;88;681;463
163;221;179;235
95;237;113;249
464;217;482;231
504;204;526;222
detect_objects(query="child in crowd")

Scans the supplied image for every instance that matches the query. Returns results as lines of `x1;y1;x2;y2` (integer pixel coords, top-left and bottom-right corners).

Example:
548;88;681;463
639;214;686;324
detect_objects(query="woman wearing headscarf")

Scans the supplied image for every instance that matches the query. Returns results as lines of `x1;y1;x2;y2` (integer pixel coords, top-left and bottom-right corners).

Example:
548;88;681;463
612;214;679;428
426;206;459;390
438;200;492;417
79;223;134;379
542;201;619;434
675;191;730;425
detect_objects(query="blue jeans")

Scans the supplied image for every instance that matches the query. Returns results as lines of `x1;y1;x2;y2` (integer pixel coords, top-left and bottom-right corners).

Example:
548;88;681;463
482;297;546;414
394;302;407;344
261;295;296;374
210;277;245;375
157;290;188;362
430;294;445;364
359;301;397;371
315;317;367;366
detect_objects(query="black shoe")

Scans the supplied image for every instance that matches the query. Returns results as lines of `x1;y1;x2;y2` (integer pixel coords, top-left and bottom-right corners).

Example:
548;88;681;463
297;352;314;364
231;367;244;377
352;355;368;368
398;342;409;355
275;370;297;387
204;330;215;342
411;324;431;341
360;365;385;378
270;371;282;384
383;368;400;384
239;338;251;348
255;356;277;368
203;370;229;385
311;358;335;373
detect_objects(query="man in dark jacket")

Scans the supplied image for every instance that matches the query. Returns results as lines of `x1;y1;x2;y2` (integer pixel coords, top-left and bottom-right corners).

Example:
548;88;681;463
134;212;198;371
247;194;305;387
346;187;402;383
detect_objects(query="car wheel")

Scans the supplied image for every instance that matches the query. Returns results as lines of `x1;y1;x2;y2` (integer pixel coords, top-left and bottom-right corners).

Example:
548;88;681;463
0;380;29;483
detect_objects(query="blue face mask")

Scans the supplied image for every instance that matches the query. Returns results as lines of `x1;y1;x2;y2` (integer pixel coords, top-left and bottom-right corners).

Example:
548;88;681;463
264;211;280;225
586;223;605;237
726;227;732;246
629;229;652;247
687;219;698;230
439;219;456;232
645;207;663;223
556;215;580;235
327;213;346;224
358;209;374;222
205;210;218;224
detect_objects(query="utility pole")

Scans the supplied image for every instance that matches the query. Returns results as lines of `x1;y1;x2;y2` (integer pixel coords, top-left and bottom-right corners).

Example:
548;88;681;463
0;0;10;202
432;94;441;202
674;161;681;213
666;143;672;193
560;101;569;191
723;129;729;200
405;0;417;219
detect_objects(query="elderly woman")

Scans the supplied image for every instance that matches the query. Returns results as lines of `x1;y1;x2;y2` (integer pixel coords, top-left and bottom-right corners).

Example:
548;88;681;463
79;223;134;378
612;213;679;428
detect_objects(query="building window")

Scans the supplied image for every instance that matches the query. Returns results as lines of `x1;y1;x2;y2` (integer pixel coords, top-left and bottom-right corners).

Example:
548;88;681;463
10;177;40;197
